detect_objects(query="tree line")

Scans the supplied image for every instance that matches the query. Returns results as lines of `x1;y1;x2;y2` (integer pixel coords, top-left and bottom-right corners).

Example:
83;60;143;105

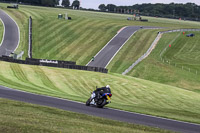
0;0;80;8
99;3;200;20
61;0;80;9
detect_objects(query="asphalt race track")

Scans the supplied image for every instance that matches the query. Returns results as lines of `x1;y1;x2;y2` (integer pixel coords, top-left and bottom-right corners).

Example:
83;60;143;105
0;9;19;56
87;26;161;68
1;9;200;133
1;86;200;133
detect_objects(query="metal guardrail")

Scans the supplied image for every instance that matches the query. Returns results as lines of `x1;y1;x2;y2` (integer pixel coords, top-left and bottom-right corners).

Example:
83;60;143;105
122;29;200;75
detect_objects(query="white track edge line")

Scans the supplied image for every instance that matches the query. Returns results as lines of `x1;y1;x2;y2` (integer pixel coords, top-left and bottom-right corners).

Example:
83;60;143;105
105;30;138;68
86;26;128;66
0;18;5;46
1;85;200;126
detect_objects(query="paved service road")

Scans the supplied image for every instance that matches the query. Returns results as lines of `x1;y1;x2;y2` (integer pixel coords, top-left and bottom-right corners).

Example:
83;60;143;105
0;9;19;56
87;26;160;68
1;86;200;133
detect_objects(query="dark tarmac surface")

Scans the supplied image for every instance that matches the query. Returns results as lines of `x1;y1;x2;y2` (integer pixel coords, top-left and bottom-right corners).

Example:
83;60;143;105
0;9;19;56
1;86;200;133
87;26;161;68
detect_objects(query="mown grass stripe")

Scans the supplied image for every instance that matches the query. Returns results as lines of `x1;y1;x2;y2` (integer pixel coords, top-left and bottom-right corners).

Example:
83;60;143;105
60;73;87;97
0;63;45;93
35;19;93;58
21;8;43;19
53;21;118;62
40;67;80;95
46;19;102;59
32;67;59;92
38;19;61;34
70;24;119;62
56;29;97;60
37;21;70;49
10;64;29;82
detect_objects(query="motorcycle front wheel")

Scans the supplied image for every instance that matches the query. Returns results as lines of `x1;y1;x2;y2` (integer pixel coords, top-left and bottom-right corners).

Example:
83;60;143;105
96;99;106;108
86;98;91;106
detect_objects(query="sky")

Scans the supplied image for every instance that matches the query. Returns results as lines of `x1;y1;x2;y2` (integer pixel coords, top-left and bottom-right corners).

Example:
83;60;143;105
59;0;200;9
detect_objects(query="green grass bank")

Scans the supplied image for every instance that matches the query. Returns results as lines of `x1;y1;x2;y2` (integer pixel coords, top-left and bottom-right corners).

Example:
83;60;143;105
0;98;172;133
128;31;200;91
1;61;200;124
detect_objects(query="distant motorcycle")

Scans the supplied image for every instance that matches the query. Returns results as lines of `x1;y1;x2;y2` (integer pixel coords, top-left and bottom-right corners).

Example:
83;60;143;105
86;86;112;108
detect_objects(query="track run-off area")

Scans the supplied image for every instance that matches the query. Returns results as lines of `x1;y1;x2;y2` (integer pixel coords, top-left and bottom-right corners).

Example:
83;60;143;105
1;7;200;133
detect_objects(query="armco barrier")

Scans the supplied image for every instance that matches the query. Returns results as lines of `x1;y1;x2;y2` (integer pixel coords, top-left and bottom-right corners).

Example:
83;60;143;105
64;65;108;73
0;56;107;73
0;56;26;64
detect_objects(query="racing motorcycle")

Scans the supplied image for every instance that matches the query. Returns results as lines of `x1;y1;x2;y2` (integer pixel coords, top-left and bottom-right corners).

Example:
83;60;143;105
86;87;112;108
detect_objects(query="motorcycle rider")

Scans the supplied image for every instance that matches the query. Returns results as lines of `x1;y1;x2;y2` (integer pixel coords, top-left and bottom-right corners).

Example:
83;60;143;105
91;85;110;103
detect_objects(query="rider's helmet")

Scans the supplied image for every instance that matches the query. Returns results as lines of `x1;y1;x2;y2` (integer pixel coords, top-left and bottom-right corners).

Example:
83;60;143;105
106;85;110;88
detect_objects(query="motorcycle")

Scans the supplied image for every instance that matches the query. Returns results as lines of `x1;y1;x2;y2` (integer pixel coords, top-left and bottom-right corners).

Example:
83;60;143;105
86;87;112;108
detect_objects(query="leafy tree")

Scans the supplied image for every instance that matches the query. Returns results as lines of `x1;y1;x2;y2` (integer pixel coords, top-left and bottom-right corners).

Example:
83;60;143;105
72;0;80;9
98;4;106;11
106;4;117;12
62;0;70;7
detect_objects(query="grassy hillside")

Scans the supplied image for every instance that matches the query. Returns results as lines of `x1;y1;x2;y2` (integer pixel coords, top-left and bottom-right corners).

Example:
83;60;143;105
0;3;200;65
0;98;172;133
1;61;200;124
128;31;200;91
1;3;200;129
0;19;3;45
